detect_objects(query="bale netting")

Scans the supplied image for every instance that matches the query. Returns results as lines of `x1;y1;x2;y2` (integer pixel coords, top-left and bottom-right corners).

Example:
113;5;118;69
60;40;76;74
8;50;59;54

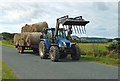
25;32;42;46
14;33;21;46
21;24;32;33
31;22;48;32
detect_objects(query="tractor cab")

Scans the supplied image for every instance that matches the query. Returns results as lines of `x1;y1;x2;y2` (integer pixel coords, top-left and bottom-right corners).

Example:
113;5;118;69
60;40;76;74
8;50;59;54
43;28;71;48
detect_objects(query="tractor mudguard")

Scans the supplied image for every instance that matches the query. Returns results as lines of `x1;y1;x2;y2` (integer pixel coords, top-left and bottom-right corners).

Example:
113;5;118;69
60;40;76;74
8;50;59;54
40;39;50;50
71;43;76;47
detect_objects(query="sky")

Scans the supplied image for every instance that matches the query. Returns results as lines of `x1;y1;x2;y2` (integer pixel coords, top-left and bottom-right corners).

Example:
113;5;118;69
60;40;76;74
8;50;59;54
0;0;118;38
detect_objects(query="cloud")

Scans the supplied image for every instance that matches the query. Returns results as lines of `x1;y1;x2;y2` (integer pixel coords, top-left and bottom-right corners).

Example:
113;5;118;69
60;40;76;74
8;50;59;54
92;2;109;11
0;2;118;38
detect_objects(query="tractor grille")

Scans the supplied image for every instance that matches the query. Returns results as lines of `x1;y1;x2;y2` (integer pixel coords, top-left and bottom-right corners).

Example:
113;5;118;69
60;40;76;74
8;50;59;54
66;43;70;47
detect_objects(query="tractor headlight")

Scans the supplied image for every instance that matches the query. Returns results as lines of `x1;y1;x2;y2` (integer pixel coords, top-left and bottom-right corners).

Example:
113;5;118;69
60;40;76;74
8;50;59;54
62;42;64;46
61;42;66;47
63;42;66;47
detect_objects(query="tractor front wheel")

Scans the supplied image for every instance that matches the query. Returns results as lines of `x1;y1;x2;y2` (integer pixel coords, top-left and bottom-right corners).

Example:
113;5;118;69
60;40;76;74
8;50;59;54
49;46;59;62
71;45;81;60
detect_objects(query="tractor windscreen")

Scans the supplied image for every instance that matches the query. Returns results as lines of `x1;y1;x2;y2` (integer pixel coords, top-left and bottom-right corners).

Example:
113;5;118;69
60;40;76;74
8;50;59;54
53;29;66;39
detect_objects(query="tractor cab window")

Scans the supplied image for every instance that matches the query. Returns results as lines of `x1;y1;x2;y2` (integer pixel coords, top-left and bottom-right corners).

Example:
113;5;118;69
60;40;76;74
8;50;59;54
57;29;66;39
47;30;52;40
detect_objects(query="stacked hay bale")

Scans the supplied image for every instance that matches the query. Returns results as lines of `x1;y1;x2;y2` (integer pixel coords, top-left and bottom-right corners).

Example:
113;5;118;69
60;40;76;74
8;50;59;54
19;39;25;46
14;33;21;46
21;24;32;33
14;21;48;47
19;32;30;46
25;32;42;46
31;22;48;32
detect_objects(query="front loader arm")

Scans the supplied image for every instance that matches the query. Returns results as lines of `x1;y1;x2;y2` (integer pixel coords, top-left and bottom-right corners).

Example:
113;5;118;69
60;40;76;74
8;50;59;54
54;15;89;42
54;15;69;42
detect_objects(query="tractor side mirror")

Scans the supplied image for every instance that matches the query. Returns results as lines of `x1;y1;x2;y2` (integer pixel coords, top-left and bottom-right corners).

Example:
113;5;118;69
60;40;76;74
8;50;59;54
44;30;47;34
40;35;43;39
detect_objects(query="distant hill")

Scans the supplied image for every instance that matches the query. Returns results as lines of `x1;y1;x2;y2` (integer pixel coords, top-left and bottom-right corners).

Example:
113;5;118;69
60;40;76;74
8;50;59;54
71;35;109;43
80;37;108;42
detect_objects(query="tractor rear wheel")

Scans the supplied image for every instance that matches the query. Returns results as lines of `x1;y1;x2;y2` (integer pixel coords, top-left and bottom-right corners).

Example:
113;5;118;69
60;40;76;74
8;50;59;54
39;41;48;59
49;46;59;62
71;45;81;60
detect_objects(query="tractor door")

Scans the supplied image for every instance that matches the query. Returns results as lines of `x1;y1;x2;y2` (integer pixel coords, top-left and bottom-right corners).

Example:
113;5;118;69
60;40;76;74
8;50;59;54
47;30;53;43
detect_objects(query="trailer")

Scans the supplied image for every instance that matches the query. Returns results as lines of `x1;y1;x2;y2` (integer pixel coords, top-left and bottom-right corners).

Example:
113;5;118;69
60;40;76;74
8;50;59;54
14;22;48;53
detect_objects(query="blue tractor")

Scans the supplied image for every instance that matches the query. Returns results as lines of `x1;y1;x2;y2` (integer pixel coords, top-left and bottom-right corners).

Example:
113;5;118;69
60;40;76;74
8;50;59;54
39;15;89;62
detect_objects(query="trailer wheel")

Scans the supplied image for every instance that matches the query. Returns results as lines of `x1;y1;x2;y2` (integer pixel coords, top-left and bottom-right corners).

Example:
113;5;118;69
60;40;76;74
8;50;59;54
17;47;20;53
49;46;59;62
71;45;81;60
39;41;48;59
19;47;24;54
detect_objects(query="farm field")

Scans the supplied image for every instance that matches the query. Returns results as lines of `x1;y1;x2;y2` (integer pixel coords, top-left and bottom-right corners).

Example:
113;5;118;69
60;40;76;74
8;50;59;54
76;43;119;67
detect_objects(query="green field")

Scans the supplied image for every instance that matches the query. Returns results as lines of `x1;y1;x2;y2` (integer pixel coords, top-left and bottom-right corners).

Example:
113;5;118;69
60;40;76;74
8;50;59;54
0;40;15;48
77;43;109;56
76;43;119;67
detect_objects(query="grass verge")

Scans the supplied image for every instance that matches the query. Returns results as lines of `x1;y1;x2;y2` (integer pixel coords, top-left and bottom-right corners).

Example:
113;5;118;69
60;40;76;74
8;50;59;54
0;40;15;48
67;54;119;67
0;60;18;80
75;43;119;67
81;55;120;67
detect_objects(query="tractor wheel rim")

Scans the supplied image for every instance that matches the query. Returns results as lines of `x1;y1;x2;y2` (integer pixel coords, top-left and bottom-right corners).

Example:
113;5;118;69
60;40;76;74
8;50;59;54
40;51;43;56
50;50;54;59
40;45;43;56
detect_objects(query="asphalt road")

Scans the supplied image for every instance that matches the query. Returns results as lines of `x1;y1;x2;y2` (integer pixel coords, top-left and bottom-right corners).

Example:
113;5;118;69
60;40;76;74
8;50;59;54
1;46;118;79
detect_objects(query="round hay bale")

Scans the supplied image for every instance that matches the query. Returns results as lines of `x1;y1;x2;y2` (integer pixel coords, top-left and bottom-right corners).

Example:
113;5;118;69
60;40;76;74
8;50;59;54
25;32;42;46
19;40;25;46
31;22;48;32
21;24;32;33
14;33;21;46
21;32;30;40
25;24;32;32
21;26;25;33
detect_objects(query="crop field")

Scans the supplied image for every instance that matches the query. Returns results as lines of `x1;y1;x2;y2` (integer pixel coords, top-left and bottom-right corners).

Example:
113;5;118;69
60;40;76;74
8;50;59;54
76;43;119;67
77;43;109;55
